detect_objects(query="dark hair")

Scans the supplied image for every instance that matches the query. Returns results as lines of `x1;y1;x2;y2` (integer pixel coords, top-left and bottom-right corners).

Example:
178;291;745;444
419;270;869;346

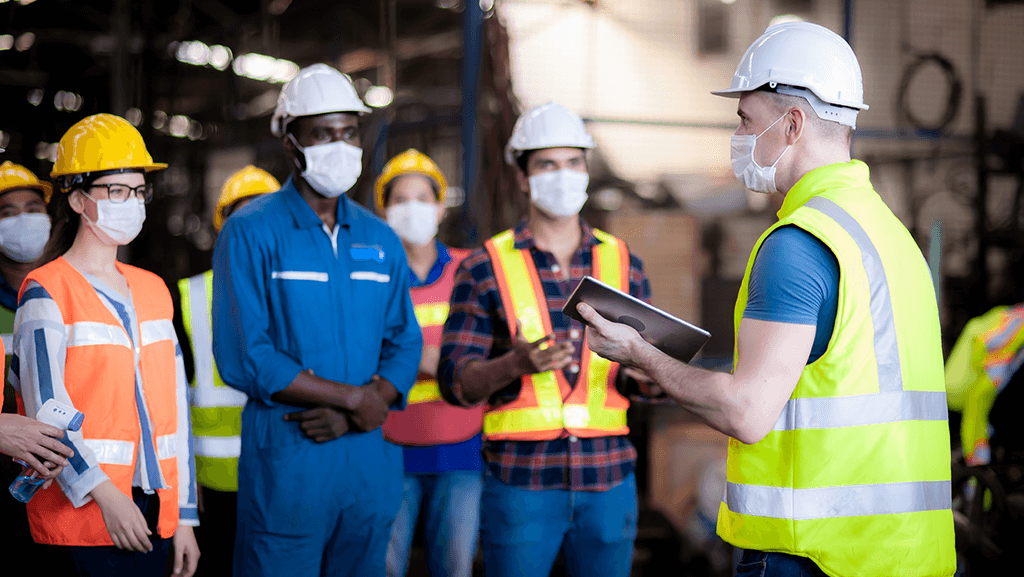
515;150;535;174
43;188;80;262
381;174;441;207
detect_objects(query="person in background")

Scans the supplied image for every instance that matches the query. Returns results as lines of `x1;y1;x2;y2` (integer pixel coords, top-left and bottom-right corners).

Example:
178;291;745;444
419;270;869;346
11;113;200;577
211;63;421;577
173;165;279;577
438;102;652;577
0;161;74;570
377;149;483;577
945;303;1024;465
577;22;954;577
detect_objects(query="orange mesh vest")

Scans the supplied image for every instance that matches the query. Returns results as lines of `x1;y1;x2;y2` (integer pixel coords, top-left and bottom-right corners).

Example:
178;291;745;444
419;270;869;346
21;257;181;546
482;228;631;441
383;248;484;445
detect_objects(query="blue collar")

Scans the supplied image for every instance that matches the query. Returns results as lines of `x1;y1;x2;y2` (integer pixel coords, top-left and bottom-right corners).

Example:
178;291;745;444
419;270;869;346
410;239;451;288
280;175;353;230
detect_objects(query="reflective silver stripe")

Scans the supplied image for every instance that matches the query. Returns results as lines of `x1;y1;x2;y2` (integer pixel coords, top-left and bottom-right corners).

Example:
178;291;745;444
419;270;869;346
773;390;948;431
156;434;177;460
193;435;241;459
1;333;11;352
271;271;328;282
140;319;176;347
192;385;248;408
186;274;216;393
66;321;132;349
350;271;390;283
724;480;951;520
805;196;902;393
84;439;134;466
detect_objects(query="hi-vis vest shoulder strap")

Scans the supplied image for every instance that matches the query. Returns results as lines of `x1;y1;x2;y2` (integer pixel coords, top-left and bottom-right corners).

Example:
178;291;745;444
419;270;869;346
717;162;954;577
179;269;246;491
22;257;182;546
382;248;484;446
482;228;630;441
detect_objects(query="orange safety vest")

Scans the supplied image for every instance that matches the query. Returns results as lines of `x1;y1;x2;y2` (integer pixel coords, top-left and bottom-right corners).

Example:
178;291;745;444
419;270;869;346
383;248;484;445
482;227;631;441
21;257;182;546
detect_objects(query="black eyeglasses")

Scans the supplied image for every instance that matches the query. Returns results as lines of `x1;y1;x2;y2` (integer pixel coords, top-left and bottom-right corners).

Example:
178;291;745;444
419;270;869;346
87;183;155;204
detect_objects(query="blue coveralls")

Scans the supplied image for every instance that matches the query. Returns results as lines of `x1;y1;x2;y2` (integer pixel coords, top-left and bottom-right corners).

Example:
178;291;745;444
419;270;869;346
211;177;422;577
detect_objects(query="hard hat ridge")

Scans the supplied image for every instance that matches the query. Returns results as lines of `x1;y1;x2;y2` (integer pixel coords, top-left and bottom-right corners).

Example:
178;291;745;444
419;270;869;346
713;21;868;128
374;149;448;211
215;165;280;231
505;102;595;166
271;63;372;137
0;161;53;202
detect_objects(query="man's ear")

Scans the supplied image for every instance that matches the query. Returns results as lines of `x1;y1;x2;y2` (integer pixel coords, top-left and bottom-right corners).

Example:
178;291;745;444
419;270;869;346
785;107;806;145
515;167;530;197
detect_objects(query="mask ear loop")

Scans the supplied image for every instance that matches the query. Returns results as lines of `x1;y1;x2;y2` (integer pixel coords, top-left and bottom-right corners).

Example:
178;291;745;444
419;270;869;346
286;133;308;173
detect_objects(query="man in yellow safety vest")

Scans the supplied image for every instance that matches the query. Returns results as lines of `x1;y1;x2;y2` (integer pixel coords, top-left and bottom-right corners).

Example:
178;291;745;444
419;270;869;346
577;22;955;577
438;102;653;577
173;165;279;577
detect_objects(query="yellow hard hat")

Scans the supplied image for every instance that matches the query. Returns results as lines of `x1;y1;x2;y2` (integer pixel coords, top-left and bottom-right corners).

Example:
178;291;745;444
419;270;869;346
215;165;280;231
51;113;167;183
374;149;447;211
0;161;53;203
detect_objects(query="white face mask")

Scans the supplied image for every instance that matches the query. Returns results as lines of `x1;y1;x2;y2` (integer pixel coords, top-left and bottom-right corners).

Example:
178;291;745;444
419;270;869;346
731;113;792;194
81;194;146;246
0;212;51;263
528;169;589;218
290;135;363;198
386;200;440;247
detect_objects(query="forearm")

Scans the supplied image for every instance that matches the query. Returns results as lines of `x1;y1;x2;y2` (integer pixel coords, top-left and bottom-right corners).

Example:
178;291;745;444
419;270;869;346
631;341;750;441
270;371;364;411
458;352;523;405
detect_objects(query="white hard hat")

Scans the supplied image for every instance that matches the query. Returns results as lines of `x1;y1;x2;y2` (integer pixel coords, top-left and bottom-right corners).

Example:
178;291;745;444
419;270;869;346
271;63;372;137
505;102;595;166
712;22;868;128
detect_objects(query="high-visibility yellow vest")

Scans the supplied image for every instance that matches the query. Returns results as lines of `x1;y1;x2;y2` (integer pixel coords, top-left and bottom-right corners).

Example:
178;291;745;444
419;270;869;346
717;161;955;577
945;304;1024;464
179;269;246;492
482;227;630;440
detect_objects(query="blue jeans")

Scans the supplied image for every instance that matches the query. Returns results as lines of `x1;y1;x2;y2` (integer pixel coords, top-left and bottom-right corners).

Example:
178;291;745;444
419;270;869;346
386;471;483;577
479;472;637;577
736;550;828;577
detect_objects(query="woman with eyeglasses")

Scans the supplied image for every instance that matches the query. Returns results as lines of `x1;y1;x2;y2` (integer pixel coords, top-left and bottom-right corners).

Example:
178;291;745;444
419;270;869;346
9;114;200;577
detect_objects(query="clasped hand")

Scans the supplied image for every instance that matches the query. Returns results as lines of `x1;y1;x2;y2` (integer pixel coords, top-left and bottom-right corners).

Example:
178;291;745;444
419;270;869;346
511;320;575;377
285;374;390;443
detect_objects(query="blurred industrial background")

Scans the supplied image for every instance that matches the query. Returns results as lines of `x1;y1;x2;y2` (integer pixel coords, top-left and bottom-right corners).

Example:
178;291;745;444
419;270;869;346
1;0;1023;574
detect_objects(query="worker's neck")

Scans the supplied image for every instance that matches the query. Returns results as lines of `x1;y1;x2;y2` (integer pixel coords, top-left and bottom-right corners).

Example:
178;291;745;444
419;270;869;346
404;238;438;283
529;206;582;255
0;257;42;296
778;140;852;195
295;174;340;230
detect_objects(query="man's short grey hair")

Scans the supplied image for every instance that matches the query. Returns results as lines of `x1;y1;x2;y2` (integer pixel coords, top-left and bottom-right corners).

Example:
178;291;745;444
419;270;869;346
765;91;853;144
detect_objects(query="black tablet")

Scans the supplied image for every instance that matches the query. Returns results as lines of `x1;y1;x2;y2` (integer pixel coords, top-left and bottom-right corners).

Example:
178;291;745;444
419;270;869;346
563;276;711;362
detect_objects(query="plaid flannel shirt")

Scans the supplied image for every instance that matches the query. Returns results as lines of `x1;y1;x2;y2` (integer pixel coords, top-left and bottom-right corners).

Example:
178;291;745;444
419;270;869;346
438;219;651;491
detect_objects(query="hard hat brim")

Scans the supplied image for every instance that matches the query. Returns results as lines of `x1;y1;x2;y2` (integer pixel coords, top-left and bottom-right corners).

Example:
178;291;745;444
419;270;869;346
50;162;168;179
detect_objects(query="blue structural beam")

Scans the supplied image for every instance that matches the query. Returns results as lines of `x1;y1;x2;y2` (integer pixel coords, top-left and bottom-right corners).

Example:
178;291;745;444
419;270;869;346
461;0;483;244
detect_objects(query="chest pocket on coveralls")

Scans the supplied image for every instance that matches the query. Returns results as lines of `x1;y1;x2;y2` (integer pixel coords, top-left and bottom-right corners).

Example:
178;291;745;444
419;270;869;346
348;244;391;338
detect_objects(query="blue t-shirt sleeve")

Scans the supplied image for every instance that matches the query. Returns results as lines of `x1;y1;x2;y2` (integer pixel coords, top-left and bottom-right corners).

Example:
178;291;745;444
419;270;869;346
744;225;839;362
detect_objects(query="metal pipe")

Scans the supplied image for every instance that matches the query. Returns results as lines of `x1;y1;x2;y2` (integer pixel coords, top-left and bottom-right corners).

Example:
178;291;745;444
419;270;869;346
461;0;484;245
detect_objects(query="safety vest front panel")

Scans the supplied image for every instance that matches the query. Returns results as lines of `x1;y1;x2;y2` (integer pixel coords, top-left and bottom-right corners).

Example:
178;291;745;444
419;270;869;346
383;248;485;446
23;258;181;545
180;269;247;491
718;163;954;577
482;228;630;441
